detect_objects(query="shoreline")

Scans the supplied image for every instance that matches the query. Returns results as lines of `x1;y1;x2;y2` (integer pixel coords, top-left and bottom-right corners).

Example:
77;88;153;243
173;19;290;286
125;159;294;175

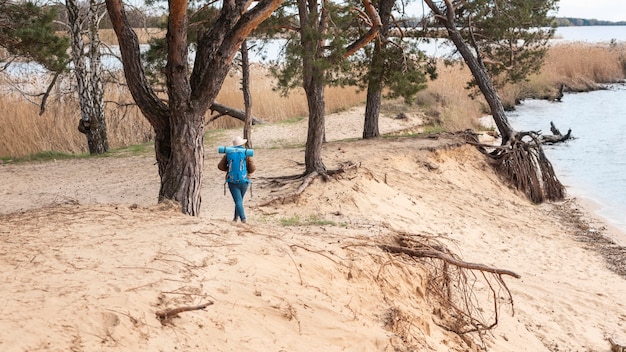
554;194;626;279
558;177;626;247
573;194;626;247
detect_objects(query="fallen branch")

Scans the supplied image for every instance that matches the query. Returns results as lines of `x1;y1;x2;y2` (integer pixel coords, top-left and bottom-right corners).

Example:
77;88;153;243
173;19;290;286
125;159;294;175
208;102;265;125
538;121;572;144
156;301;214;322
379;245;521;279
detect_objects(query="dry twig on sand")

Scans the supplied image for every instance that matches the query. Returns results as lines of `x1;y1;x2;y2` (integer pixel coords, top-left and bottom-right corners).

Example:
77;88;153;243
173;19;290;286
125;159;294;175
156;302;214;323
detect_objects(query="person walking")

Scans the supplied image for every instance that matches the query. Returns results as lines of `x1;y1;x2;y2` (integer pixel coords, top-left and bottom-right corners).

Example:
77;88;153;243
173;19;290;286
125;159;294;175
218;136;256;223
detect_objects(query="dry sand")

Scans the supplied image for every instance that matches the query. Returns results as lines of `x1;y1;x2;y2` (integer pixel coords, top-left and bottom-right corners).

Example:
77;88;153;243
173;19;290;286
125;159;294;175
1;106;625;351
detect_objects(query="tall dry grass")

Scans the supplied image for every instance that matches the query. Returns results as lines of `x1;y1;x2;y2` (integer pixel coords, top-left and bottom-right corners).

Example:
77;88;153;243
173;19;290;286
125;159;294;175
0;75;152;158
1;41;625;159
415;42;626;130
500;42;626;107
0;67;366;158
211;65;366;130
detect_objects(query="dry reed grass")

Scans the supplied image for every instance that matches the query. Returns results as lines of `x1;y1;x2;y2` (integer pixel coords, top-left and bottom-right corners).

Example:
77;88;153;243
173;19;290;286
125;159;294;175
211;65;366;130
500;42;626;106
63;28;166;46
1;41;625;159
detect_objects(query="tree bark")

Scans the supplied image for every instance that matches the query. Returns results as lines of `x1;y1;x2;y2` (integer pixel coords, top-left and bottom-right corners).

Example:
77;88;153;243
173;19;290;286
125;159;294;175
159;110;204;216
363;0;394;139
304;76;327;174
67;0;109;154
241;39;253;148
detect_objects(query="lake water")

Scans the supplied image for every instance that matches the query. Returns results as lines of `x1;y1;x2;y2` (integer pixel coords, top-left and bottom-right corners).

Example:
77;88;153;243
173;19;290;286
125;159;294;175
510;26;626;239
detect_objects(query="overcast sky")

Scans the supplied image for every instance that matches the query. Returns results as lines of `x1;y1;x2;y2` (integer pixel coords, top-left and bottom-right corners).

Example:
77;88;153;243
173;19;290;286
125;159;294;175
557;0;626;22
404;1;626;23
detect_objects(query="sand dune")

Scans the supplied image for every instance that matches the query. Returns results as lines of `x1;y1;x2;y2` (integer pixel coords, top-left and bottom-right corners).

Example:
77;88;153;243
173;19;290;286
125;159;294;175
1;108;625;351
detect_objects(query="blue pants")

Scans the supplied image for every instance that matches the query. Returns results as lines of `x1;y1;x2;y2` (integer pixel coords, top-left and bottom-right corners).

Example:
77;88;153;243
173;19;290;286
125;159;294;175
228;182;249;222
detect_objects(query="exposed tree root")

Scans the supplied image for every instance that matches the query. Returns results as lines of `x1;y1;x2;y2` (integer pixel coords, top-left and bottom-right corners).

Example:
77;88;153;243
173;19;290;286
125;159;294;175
466;131;565;203
379;245;520;279
259;162;358;206
381;234;519;338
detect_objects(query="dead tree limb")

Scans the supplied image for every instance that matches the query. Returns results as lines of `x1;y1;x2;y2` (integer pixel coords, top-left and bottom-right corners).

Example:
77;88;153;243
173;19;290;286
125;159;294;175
379;245;521;279
155;301;214;322
208;102;265;125
539;121;572;144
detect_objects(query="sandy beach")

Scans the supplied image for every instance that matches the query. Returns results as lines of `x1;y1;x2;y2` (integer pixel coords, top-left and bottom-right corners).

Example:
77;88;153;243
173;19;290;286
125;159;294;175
1;106;625;351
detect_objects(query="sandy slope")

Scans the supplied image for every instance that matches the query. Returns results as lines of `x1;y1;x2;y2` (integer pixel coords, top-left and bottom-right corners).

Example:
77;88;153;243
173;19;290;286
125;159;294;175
1;107;625;352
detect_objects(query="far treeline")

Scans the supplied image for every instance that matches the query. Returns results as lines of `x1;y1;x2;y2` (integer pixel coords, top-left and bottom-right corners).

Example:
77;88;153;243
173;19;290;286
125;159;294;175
1;0;622;216
555;17;626;26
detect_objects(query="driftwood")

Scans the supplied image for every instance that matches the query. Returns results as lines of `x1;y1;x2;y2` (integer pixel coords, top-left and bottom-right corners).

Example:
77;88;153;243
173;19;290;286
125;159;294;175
156;301;214;322
539;121;572;144
208;102;265;125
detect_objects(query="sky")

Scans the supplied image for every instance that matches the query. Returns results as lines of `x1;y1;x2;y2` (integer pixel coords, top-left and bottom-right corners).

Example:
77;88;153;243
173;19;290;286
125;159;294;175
556;0;626;22
405;1;626;23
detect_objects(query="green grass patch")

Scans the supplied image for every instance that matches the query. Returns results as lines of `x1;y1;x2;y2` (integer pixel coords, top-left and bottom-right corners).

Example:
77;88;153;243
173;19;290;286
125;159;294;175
277;115;306;125
108;142;153;157
8;150;89;163
279;214;343;227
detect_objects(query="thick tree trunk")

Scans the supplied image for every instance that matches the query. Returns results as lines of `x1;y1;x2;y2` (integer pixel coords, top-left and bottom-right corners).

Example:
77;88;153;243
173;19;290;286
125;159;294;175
304;79;327;174
158;110;205;216
363;0;393;139
106;0;283;215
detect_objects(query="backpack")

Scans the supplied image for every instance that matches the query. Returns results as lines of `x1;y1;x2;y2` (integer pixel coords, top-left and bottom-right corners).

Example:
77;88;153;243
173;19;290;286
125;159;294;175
226;148;250;184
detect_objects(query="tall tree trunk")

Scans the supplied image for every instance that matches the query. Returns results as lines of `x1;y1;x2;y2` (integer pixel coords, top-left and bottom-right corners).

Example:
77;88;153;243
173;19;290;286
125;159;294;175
241;39;253;148
162;0;205;215
304;77;326;174
424;0;514;144
297;0;327;174
159;110;205;215
86;0;108;153
67;0;109;154
363;0;393;139
423;0;564;202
